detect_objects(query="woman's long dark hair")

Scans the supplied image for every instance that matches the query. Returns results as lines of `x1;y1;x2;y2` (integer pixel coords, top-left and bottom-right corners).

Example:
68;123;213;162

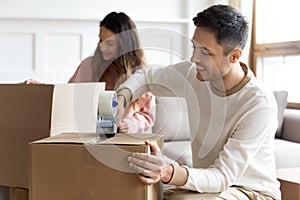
91;12;146;88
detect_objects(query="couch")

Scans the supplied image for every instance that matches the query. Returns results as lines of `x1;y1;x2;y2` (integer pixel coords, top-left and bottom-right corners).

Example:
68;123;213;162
274;108;300;168
154;91;300;169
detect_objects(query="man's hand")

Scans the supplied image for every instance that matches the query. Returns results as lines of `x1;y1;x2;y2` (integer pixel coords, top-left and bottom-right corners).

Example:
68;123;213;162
117;92;155;133
117;120;129;133
127;140;173;184
116;95;129;133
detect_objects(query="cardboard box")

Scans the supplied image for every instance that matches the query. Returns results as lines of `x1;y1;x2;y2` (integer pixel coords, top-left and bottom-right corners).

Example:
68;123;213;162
29;133;163;200
0;185;9;199
9;187;28;200
277;167;300;200
0;83;105;188
0;84;53;188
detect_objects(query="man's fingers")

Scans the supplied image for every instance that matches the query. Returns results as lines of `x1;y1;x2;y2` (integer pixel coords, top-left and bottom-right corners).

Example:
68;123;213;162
128;158;152;174
117;121;129;133
145;140;161;156
128;154;161;172
137;174;159;184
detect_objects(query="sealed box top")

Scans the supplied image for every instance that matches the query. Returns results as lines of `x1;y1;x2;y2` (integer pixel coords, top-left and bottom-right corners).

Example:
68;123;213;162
32;132;163;146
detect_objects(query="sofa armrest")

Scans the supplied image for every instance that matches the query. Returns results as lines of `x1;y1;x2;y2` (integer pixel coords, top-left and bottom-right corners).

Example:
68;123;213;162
281;109;300;143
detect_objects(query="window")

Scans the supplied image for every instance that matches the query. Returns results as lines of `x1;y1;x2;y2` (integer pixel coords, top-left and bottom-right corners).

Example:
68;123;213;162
251;0;300;108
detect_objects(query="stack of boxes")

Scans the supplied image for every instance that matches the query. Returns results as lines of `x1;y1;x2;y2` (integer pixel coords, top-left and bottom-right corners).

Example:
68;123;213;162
0;83;162;200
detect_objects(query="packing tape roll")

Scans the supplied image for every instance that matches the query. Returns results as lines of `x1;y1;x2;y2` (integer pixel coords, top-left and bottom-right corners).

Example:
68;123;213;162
98;91;117;117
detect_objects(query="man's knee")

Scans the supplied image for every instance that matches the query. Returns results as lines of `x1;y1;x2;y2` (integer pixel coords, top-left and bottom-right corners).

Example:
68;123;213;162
164;187;252;200
164;188;222;200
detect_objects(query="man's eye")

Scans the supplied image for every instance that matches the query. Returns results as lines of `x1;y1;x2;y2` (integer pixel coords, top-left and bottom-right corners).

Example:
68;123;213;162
200;50;210;56
192;46;211;56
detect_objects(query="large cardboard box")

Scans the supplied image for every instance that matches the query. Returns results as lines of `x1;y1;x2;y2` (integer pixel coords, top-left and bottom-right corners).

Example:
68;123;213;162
0;84;53;188
277;167;300;200
0;83;105;188
9;187;28;200
29;133;163;200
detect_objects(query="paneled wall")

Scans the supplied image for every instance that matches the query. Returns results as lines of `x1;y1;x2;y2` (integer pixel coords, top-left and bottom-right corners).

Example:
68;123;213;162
0;0;227;83
0;19;99;83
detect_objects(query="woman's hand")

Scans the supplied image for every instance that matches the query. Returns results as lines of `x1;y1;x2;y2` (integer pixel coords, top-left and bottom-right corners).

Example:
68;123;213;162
24;79;43;84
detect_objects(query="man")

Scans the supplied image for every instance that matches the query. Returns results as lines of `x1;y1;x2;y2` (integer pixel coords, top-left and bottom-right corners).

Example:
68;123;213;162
117;4;280;200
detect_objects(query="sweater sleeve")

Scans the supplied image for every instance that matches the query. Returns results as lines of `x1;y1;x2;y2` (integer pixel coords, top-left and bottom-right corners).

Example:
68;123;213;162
117;68;149;96
68;57;94;83
68;65;80;83
117;61;193;99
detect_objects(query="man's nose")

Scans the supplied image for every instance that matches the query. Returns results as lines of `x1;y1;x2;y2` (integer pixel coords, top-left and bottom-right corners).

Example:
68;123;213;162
191;50;201;63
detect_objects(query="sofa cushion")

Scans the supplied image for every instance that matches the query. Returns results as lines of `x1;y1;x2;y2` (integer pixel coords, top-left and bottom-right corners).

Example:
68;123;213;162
275;138;300;168
273;90;288;138
281;109;300;143
153;96;190;141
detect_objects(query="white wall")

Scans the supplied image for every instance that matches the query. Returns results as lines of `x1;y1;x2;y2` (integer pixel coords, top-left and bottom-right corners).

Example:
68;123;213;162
0;0;228;83
0;0;188;20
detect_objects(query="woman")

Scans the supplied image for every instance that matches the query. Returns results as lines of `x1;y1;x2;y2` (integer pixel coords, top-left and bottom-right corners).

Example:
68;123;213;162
68;12;146;90
70;12;148;131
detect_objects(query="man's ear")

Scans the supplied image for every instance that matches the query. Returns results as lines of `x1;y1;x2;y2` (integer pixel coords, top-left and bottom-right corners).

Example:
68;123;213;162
229;48;242;63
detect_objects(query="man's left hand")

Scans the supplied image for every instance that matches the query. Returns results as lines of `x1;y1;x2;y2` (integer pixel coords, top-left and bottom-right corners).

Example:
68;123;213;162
127;140;172;184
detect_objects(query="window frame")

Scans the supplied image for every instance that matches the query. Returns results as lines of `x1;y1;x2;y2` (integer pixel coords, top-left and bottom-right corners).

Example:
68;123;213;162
249;0;300;109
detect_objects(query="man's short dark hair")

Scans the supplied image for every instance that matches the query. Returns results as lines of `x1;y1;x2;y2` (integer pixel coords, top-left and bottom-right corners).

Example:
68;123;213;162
193;4;249;55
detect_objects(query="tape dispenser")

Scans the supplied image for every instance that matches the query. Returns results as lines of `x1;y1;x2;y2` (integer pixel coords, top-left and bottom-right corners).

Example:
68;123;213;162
96;91;118;138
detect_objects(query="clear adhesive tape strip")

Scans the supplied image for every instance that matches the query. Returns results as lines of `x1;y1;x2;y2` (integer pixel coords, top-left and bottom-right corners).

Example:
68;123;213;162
98;91;117;117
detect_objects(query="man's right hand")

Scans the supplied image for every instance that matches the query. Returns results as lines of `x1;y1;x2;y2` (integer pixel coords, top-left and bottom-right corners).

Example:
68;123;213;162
116;94;129;133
